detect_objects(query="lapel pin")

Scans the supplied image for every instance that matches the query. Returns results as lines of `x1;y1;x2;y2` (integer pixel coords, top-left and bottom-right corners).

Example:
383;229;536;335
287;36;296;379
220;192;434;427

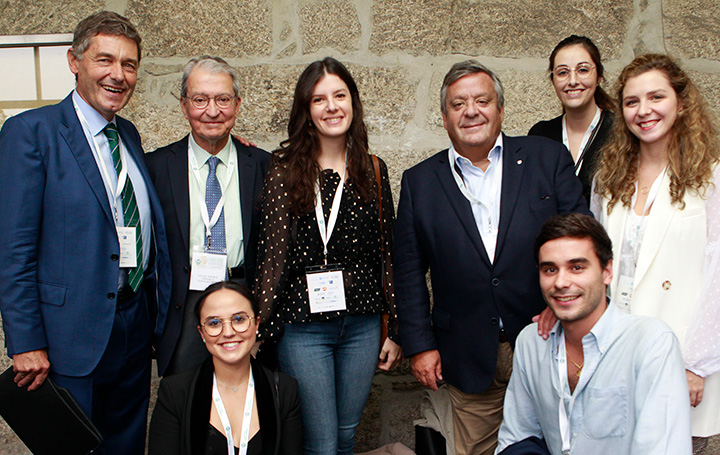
517;159;523;165
662;280;671;290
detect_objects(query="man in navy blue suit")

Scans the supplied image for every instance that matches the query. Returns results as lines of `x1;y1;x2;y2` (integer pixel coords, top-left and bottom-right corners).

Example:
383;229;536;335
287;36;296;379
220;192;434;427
393;60;589;455
0;12;170;454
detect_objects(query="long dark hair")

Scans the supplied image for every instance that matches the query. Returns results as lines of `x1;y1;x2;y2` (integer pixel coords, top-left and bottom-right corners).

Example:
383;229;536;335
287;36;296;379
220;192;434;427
549;35;614;112
274;57;373;215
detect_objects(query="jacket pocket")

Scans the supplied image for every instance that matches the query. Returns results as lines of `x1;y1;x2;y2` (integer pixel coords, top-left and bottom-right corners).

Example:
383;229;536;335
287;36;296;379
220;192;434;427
38;282;67;306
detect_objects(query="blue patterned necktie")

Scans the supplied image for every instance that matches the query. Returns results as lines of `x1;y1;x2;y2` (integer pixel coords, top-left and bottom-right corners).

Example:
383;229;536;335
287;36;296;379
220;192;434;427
104;123;143;291
205;156;226;253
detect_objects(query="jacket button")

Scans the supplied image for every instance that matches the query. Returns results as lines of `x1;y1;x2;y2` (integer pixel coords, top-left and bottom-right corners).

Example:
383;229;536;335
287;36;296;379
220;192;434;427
107;292;116;299
111;254;119;261
491;278;500;286
175;302;182;310
183;267;189;273
491;317;498;324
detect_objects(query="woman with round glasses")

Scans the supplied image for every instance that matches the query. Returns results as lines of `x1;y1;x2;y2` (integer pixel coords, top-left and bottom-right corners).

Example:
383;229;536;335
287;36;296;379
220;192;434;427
529;35;615;205
148;281;302;455
255;57;402;454
593;54;720;448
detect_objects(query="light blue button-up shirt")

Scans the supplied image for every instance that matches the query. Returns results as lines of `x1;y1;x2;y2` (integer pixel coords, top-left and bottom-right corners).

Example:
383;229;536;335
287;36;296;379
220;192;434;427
496;302;692;455
73;91;151;278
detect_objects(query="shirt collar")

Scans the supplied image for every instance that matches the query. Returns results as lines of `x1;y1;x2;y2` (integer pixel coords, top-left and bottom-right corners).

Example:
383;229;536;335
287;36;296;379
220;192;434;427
72;90;115;136
189;134;233;167
449;133;504;172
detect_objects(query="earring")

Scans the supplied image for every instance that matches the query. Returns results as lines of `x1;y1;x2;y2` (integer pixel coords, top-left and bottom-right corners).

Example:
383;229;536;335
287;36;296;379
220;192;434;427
202;338;206;343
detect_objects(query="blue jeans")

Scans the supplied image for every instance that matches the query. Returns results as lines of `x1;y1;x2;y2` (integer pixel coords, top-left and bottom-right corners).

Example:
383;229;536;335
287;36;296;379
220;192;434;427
277;314;381;455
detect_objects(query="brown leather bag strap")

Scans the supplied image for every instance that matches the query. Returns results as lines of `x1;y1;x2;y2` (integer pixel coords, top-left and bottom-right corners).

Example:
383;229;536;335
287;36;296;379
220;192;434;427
371;154;384;237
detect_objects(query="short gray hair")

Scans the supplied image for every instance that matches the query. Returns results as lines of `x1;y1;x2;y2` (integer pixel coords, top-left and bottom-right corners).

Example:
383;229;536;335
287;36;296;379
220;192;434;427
71;11;141;61
181;56;241;98
440;60;505;114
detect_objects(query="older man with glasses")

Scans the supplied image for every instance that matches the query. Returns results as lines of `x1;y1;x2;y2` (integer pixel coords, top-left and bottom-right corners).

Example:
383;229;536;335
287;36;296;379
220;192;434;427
145;56;270;377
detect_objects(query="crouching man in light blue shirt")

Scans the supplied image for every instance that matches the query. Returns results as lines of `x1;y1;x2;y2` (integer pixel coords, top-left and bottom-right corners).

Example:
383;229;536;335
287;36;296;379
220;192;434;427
496;213;691;455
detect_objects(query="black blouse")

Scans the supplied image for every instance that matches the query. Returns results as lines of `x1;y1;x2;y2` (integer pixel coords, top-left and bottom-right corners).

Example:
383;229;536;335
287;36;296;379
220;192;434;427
205;426;262;455
255;156;398;342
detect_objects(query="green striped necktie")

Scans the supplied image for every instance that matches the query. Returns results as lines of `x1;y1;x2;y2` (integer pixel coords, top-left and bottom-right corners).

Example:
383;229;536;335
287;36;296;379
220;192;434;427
104;123;144;292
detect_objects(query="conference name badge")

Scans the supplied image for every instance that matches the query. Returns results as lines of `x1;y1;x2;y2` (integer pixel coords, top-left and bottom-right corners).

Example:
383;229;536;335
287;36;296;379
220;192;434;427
189;247;228;291
305;264;346;313
117;226;137;268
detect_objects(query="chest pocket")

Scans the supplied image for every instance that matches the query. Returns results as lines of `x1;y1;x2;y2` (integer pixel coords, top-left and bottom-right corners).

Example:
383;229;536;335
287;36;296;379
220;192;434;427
582;386;628;438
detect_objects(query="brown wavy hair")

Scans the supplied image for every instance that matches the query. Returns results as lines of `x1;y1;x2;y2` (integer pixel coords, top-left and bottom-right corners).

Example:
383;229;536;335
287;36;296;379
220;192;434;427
274;57;372;215
548;35;614;112
595;54;719;211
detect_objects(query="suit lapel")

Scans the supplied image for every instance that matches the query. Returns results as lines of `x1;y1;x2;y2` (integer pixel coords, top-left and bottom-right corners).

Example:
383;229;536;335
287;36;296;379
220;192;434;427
634;173;676;287
58;96;114;225
495;135;527;260
434;151;491;266
169;137;191;254
233;138;257;256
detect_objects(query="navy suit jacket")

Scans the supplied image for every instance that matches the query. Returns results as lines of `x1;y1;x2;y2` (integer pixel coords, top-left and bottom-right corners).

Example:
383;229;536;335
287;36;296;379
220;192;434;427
0;94;171;377
393;134;589;394
145;135;270;375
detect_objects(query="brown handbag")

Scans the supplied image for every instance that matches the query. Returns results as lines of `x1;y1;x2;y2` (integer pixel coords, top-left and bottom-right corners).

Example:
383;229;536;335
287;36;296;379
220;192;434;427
371;155;391;345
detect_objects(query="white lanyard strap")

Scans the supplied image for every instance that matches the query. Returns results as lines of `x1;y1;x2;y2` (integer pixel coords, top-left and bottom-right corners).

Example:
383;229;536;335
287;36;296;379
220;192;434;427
557;336;576;453
212;369;255;455
315;154;347;263
449;150;502;233
562;106;601;176
73;100;128;223
188;147;235;248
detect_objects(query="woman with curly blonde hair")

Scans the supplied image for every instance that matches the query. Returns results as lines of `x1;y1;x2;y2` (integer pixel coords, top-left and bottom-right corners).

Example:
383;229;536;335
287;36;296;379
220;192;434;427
593;54;720;443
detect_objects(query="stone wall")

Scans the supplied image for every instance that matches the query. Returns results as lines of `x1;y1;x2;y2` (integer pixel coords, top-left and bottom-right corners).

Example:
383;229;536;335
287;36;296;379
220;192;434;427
1;0;720;453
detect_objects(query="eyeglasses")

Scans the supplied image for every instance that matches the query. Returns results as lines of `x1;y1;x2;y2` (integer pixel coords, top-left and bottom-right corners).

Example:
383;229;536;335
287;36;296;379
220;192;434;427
552;65;596;81
201;314;253;336
186;94;237;109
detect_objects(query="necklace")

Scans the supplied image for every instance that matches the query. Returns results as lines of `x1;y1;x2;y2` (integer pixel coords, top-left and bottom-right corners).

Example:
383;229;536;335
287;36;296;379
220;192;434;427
216;377;249;393
640;186;650;194
568;355;584;378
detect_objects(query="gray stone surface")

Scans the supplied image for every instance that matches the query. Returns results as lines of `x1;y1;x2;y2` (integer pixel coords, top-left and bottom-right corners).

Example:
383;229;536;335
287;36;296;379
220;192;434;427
665;0;720;60
369;0;453;56
299;0;361;54
0;0;103;34
690;72;720;123
126;0;272;58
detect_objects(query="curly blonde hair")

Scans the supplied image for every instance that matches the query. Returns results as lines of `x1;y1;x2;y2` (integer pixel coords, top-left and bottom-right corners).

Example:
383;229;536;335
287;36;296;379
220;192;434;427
594;54;719;211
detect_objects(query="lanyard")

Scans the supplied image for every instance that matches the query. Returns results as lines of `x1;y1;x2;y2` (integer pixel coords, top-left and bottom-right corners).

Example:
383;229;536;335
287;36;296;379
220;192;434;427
562;107;601;176
449;149;502;233
73;100;128;224
556;335;576;454
212;369;255;455
314;153;347;264
188;146;235;249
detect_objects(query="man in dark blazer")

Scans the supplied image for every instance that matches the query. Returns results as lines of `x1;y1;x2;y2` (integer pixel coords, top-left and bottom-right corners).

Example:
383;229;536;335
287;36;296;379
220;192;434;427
393;60;589;455
145;56;270;377
0;12;171;454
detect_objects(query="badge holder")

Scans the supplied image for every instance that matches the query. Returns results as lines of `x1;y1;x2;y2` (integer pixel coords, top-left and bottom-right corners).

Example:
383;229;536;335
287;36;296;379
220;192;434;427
117;226;138;268
305;263;347;313
189;245;228;291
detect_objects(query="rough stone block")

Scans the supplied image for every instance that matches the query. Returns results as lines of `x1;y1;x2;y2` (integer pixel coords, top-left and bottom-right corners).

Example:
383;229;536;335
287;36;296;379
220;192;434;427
370;0;629;59
348;64;416;136
664;0;720;60
126;0;272;58
0;0;103;34
369;0;453;56
299;0;361;54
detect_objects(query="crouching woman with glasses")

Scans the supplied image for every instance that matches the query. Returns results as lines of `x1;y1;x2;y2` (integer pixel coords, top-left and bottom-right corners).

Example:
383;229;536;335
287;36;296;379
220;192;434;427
149;281;302;455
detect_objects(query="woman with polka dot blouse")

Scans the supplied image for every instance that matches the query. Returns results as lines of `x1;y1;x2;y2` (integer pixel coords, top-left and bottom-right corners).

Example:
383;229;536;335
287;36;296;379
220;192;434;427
254;57;402;455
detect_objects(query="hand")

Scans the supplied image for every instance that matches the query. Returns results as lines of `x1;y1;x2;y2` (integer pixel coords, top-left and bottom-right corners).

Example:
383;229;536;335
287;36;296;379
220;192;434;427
411;349;443;391
377;338;403;371
13;349;50;391
686;370;705;407
233;134;256;148
532;306;557;340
